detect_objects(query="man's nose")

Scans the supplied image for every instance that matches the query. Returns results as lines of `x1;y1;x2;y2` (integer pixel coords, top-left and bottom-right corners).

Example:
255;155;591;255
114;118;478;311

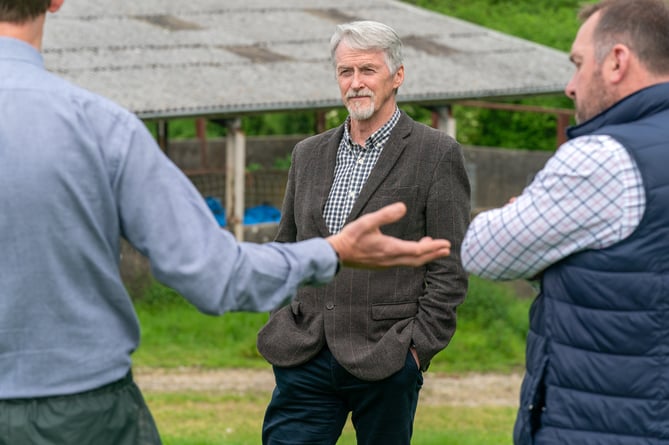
351;71;365;90
564;77;576;100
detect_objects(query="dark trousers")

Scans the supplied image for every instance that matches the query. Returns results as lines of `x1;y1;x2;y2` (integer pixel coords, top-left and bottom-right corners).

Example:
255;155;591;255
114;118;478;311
0;371;162;445
262;346;423;445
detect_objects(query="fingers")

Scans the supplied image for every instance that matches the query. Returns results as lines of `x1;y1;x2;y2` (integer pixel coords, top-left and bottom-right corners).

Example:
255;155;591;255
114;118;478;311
351;237;451;268
356;202;407;229
383;238;451;267
327;202;408;264
326;202;451;269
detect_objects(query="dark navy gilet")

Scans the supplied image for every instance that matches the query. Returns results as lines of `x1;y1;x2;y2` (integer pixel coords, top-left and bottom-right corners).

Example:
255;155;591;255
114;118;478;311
514;83;669;445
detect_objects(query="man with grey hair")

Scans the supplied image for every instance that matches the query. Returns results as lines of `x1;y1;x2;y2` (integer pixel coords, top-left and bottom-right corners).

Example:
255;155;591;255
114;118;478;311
462;0;669;443
258;20;470;445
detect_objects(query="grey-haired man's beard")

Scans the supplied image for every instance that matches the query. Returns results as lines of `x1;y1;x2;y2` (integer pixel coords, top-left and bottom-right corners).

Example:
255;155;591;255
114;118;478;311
346;90;375;120
348;103;375;120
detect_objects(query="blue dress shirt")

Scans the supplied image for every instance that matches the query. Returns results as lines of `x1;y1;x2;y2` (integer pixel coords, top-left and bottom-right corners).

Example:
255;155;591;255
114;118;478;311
0;37;337;398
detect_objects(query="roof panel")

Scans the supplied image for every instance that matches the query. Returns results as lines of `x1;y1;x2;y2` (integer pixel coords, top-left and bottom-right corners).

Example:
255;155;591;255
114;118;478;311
42;0;573;119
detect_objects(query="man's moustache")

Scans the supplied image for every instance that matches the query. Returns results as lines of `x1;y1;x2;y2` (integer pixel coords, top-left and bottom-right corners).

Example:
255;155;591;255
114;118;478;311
347;91;373;98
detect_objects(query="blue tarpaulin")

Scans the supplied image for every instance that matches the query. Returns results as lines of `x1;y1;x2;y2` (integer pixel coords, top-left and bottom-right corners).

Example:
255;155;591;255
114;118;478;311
205;196;281;226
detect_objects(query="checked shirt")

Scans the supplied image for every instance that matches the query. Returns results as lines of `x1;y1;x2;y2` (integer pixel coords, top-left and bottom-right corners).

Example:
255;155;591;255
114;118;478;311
462;134;645;280
323;108;400;234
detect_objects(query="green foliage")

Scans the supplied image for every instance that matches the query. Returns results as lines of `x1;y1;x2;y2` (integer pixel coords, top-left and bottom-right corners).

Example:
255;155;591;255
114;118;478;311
243;111;317;136
403;0;585;51
147;111;317;141
324;108;348;129
145;118;225;140
398;0;590;151
399;104;434;127
272;153;292;170
245;162;263;172
453;97;574;151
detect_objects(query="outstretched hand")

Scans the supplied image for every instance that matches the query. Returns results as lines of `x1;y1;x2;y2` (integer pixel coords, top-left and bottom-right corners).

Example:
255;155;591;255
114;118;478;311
326;202;451;269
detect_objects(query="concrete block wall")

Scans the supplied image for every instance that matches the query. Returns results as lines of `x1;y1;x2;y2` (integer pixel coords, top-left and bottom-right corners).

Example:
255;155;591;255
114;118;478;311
463;145;552;211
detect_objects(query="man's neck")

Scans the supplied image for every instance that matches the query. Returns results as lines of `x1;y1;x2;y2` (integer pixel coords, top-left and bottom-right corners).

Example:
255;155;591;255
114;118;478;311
0;15;45;50
349;105;397;146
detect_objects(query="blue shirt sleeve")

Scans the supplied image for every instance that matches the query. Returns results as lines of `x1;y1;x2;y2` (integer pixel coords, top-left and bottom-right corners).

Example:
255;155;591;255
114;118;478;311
114;113;338;313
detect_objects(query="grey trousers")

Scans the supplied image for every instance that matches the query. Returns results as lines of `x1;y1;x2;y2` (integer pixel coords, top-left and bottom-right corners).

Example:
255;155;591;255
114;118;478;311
0;371;162;445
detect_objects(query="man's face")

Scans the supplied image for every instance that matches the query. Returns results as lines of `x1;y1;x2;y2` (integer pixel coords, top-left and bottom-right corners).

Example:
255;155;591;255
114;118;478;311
334;43;403;122
565;12;616;124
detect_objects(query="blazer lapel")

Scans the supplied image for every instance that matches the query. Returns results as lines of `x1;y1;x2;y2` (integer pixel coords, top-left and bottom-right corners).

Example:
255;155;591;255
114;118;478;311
312;125;344;236
345;112;412;223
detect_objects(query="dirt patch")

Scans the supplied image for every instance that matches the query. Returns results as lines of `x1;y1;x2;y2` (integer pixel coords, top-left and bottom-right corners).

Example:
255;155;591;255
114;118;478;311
421;372;522;407
134;367;522;408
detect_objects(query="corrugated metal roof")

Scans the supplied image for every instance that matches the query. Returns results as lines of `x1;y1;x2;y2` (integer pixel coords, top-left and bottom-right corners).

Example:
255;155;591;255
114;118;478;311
42;0;574;120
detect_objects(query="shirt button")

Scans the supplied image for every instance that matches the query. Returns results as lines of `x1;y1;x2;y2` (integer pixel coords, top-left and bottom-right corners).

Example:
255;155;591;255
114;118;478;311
348;191;356;198
326;303;335;310
357;158;364;164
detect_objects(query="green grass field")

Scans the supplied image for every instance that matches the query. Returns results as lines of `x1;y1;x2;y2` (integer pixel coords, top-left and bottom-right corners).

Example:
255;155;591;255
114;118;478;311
133;276;531;373
145;392;518;445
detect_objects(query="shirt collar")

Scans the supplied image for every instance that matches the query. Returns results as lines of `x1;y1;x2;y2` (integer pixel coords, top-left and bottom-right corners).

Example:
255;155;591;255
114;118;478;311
343;107;401;150
0;37;44;68
567;83;669;140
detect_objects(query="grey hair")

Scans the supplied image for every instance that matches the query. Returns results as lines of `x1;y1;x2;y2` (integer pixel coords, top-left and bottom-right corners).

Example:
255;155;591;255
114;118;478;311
329;20;404;74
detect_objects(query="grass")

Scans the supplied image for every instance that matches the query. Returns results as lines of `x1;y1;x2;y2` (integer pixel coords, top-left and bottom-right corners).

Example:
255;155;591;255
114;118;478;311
432;276;531;373
133;276;532;373
146;392;268;445
132;276;531;444
145;393;517;445
134;284;269;369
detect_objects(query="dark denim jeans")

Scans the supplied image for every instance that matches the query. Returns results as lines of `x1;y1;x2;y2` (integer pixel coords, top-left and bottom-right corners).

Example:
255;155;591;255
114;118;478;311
263;346;423;445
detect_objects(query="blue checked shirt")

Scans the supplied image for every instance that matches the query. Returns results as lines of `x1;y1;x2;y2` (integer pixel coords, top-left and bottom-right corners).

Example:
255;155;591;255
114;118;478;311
462;134;645;280
324;109;401;234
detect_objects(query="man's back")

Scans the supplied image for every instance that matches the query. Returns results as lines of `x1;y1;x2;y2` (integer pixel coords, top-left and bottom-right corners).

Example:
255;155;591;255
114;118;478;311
0;36;146;398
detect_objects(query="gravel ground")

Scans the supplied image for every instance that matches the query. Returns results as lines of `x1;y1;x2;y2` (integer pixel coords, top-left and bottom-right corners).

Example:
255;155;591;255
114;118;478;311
134;367;523;407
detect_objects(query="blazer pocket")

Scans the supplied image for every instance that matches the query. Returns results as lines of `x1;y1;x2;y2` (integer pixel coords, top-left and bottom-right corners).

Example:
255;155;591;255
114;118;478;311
371;301;418;320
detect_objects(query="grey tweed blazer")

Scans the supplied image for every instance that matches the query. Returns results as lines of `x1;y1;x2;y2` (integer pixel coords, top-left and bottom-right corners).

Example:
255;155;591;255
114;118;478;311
257;112;470;381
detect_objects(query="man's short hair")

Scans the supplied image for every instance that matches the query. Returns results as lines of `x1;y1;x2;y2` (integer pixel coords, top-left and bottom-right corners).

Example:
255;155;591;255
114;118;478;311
0;0;52;24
